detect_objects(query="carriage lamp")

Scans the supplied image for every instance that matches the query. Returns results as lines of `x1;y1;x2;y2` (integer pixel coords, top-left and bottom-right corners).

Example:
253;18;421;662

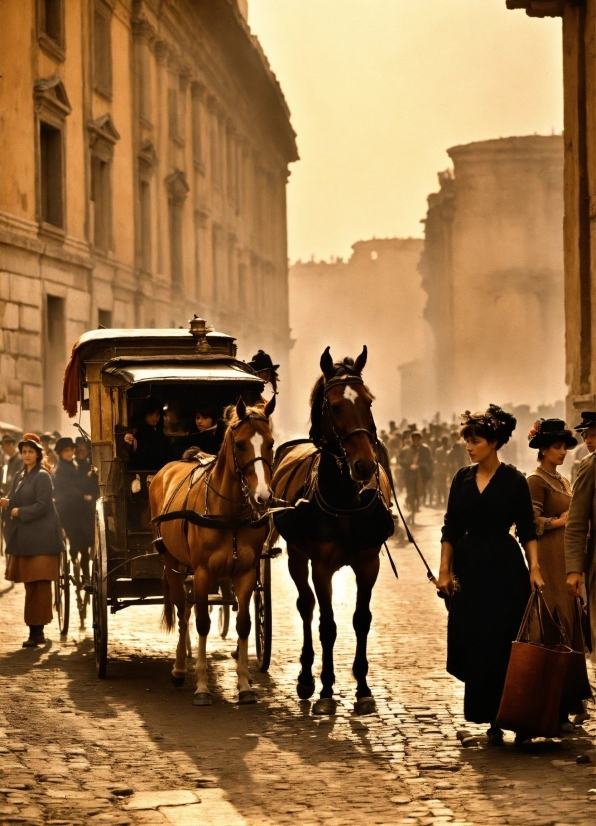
189;315;212;354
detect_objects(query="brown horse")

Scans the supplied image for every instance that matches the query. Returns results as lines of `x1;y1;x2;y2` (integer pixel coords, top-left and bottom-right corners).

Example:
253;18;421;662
149;396;276;705
271;347;393;715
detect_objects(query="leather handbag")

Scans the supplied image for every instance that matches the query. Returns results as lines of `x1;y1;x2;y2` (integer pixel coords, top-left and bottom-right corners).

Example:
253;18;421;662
496;590;572;737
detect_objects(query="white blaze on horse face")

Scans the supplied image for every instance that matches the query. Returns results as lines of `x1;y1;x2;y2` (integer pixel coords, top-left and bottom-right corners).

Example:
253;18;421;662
344;385;358;404
250;431;270;502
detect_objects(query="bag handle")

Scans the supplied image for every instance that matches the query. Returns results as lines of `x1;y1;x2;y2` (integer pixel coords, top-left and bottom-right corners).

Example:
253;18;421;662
517;589;567;647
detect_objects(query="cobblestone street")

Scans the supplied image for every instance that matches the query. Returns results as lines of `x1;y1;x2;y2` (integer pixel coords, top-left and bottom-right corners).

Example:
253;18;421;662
0;508;594;826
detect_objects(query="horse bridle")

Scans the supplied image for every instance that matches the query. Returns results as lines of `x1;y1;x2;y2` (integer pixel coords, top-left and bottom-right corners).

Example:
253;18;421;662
321;375;379;463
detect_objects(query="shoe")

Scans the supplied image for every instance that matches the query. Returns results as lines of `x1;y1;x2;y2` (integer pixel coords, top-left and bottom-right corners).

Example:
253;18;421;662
558;721;575;734
22;636;38;648
486;725;504;746
514;731;532;746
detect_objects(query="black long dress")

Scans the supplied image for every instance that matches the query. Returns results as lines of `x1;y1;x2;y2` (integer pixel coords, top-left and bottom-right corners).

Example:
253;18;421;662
442;463;536;724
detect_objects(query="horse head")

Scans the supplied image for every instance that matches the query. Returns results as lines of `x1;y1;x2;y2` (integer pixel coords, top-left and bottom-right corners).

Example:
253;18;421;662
225;395;276;514
313;346;377;484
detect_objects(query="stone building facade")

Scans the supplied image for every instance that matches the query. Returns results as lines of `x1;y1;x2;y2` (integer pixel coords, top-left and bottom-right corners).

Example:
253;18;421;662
0;0;297;432
288;238;432;434
420;135;565;416
507;0;596;422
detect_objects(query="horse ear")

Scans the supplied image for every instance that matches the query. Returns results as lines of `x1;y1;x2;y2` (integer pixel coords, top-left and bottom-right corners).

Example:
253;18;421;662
320;346;334;379
354;345;367;374
264;394;276;418
235;397;247;421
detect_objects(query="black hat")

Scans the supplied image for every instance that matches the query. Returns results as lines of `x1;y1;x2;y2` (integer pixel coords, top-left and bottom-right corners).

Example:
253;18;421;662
573;410;596;432
75;436;88;446
528;418;577;449
248;350;279;372
55;436;76;454
1;433;16;444
40;431;54;444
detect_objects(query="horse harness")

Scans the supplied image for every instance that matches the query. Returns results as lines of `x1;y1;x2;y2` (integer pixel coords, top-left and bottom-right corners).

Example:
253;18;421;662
151;413;272;560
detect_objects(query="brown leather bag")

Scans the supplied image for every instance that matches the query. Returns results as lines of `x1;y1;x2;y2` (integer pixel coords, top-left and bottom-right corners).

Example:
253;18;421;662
496;590;572;737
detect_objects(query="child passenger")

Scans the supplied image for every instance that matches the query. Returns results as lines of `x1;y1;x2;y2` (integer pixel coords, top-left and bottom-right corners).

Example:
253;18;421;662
125;397;174;471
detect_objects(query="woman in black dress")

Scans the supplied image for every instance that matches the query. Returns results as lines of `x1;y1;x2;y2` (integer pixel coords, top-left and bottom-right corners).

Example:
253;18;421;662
437;405;544;745
178;402;225;456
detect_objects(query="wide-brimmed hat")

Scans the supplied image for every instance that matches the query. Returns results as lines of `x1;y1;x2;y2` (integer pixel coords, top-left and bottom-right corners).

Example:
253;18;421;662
55;436;76;454
1;433;16;444
248;350;279;372
574;410;596;432
40;431;55;444
528;418;577;449
18;432;44;456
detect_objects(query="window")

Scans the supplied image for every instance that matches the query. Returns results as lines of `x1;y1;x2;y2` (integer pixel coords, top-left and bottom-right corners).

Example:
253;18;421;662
137;43;151;124
44;295;65;429
98;309;112;328
168;80;185;146
91;155;111;251
88;114;120;253
39;122;64;228
38;0;64;59
209;109;220;187
165;170;189;292
93;1;112;98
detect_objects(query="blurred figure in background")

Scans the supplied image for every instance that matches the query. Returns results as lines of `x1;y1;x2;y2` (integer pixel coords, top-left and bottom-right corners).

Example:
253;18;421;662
447;429;470;478
434;435;451;507
399;430;433;523
571;411;596;484
1;433;24;556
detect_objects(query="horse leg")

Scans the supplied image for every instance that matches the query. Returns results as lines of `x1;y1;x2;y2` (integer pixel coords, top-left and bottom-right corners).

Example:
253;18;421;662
351;553;380;715
185;604;194;660
288;546;316;700
311;560;337;715
164;558;189;687
193;569;212;706
233;567;257;704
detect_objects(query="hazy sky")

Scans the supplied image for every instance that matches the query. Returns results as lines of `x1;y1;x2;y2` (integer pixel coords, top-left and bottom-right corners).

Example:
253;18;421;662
248;1;563;262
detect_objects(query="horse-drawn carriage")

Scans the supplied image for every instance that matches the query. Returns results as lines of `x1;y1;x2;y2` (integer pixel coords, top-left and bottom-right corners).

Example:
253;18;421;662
62;317;275;680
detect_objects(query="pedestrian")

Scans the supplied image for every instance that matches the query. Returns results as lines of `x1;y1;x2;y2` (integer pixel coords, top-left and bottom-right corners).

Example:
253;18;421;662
399;430;433;522
437;405;544;745
526;418;585;728
0;433;65;647
565;449;596;657
1;433;24;553
433;435;450;507
54;437;95;583
446;429;471;478
124;397;174;471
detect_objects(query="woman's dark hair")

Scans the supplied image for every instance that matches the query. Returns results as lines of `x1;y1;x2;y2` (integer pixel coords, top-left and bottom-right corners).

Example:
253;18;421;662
189;402;220;432
131;396;164;430
460;404;517;450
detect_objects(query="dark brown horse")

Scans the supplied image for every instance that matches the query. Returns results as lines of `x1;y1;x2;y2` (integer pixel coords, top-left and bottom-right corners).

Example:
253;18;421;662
149;397;275;705
271;347;393;715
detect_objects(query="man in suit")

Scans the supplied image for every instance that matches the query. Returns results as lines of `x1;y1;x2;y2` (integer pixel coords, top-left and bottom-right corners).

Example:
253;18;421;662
565;451;596;657
1;433;24;552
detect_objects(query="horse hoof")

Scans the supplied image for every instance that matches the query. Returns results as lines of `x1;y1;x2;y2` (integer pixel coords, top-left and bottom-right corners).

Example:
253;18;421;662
238;690;257;705
354;696;376;716
171;674;185;687
193;692;212;706
296;679;315;700
312;697;337;716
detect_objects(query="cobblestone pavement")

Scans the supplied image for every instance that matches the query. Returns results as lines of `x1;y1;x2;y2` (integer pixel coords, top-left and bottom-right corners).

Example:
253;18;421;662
0;507;594;826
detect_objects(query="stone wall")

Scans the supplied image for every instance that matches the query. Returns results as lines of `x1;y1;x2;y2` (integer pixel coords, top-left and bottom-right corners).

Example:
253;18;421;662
288;238;432;435
420;135;565;417
0;0;296;433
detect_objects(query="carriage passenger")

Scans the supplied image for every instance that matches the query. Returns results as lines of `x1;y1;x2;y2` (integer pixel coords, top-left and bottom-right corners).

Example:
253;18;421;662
178;402;225;456
124;397;174;471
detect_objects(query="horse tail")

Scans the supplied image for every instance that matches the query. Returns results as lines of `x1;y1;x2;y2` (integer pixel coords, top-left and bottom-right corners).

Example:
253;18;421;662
160;570;176;633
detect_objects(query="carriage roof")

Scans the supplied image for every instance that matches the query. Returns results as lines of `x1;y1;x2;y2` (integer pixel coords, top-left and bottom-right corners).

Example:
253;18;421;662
62;319;263;418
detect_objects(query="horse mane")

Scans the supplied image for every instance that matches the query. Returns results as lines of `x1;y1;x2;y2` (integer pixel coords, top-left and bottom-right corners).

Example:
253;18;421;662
222;403;267;429
308;357;373;446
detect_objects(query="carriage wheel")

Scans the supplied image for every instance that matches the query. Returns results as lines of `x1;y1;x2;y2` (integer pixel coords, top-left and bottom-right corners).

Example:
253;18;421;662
218;580;232;639
54;545;70;636
92;508;108;679
254;556;272;672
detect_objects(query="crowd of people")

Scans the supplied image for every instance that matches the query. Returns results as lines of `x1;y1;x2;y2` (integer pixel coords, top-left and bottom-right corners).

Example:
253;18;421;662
0;431;99;647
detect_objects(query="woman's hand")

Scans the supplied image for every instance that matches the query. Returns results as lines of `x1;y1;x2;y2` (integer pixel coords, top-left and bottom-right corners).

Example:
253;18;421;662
10;507;18;518
123;432;137;450
529;565;545;591
0;497;9;510
436;570;455;596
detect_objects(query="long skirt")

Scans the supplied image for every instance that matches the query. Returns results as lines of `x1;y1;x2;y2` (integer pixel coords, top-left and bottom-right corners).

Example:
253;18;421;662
7;555;59;626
